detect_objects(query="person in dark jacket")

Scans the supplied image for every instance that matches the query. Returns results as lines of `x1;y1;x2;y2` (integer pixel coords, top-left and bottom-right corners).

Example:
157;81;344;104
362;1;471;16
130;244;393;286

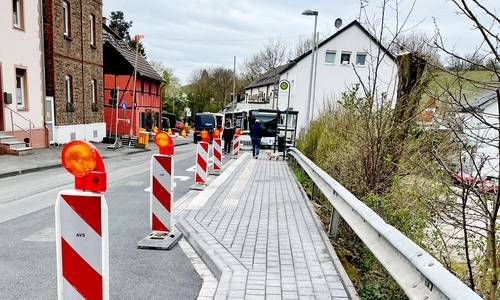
222;122;234;154
250;120;264;158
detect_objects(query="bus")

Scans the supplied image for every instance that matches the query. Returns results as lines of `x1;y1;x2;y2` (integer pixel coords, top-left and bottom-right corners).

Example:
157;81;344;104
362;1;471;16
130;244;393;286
225;109;277;148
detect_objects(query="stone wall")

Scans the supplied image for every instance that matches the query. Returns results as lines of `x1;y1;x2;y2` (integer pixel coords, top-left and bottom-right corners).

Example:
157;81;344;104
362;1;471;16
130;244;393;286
43;0;104;127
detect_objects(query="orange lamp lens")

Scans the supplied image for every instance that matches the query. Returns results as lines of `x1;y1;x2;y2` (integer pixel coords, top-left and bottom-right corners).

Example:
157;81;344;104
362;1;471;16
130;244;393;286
153;127;159;133
213;129;220;138
155;132;172;147
62;141;97;177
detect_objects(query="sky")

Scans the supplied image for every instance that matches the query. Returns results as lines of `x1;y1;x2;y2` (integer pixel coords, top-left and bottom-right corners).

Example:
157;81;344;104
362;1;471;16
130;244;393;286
103;0;499;84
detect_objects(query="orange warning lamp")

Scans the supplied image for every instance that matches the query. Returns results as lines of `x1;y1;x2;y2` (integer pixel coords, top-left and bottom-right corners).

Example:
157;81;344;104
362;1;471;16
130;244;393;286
213;128;220;139
235;128;241;136
154;131;174;155
200;129;210;143
153;127;159;133
61;140;107;193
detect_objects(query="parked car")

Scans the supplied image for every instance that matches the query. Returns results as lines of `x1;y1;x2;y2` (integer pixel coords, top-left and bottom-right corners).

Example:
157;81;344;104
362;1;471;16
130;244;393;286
476;176;499;194
175;121;184;132
451;171;478;186
194;112;216;143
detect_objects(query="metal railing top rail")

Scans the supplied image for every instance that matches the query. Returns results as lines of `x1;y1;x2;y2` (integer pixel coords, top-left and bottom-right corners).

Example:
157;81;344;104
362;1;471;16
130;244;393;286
288;147;481;300
4;104;35;126
4;104;35;147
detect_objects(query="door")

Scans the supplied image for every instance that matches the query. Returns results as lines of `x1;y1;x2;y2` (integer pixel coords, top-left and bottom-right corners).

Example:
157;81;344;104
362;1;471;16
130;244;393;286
44;96;55;144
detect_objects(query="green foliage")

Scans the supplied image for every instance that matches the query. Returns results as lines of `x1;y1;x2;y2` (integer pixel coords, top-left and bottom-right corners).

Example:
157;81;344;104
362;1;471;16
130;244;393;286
109;11;146;57
296;84;452;298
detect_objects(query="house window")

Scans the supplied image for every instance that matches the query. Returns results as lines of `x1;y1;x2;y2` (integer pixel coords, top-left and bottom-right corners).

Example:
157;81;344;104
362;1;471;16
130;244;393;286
325;51;336;64
356;53;367;65
63;1;70;37
91;79;97;104
12;0;23;29
340;52;351;64
15;68;27;109
65;75;73;103
89;14;95;46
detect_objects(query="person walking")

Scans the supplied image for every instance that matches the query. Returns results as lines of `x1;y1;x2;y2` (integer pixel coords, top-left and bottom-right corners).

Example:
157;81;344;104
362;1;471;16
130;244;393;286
250;119;263;159
222;121;234;154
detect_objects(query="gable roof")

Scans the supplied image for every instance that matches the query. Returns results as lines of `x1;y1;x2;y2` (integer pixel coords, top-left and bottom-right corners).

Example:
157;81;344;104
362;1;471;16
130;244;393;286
281;20;396;74
246;62;293;89
103;24;163;82
245;20;395;90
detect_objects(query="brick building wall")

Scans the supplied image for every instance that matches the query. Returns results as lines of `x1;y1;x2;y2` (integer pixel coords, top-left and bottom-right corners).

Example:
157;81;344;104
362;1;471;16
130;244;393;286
43;0;103;127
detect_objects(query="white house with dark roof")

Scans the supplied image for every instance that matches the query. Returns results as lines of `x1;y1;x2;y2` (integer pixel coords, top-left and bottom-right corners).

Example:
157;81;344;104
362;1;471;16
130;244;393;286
460;90;499;177
241;20;398;132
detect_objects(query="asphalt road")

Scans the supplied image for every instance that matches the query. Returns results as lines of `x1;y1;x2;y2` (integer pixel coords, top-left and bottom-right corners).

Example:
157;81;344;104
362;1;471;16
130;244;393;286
0;142;219;299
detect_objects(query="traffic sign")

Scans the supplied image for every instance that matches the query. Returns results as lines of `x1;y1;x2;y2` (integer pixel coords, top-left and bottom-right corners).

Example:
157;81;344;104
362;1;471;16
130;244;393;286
277;79;290;112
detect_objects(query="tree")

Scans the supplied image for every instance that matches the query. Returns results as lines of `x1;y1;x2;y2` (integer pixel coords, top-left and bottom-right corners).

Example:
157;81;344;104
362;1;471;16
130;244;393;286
427;1;499;297
241;39;290;83
149;60;182;117
108;11;146;57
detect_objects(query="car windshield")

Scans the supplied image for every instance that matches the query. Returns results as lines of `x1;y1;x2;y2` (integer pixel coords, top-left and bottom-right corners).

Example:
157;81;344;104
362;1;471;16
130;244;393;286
195;115;215;129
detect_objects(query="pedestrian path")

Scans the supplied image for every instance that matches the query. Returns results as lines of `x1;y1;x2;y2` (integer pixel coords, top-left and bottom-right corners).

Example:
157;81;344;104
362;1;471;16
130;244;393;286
178;153;352;299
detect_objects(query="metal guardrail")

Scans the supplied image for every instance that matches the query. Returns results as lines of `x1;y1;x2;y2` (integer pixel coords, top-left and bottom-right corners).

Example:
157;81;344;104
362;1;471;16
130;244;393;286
4;105;34;147
288;147;481;300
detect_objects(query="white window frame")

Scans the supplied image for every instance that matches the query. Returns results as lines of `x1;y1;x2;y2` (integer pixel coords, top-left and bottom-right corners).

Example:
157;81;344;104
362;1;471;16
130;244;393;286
65;75;72;103
16;69;26;109
325;50;337;65
340;51;352;65
91;79;96;104
89;14;95;46
63;1;70;37
356;53;367;66
12;0;22;28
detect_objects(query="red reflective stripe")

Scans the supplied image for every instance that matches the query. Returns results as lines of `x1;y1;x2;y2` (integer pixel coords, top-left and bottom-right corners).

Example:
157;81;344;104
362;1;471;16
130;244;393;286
152;177;171;212
214;149;222;161
62;195;102;236
155;155;172;176
195;173;205;183
201;142;209;152
152;213;169;232
62;238;102;300
197;154;207;171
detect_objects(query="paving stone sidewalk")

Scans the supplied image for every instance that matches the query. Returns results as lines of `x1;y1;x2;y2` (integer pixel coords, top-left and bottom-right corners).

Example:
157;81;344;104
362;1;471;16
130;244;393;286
178;154;353;299
0;137;191;178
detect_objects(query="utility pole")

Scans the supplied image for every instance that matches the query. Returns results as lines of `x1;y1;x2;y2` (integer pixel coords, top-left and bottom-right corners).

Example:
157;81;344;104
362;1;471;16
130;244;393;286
311;31;319;121
303;10;318;131
129;34;143;145
232;56;236;127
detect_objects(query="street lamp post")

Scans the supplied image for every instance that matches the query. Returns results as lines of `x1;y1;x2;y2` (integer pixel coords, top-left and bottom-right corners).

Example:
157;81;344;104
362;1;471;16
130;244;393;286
302;9;318;131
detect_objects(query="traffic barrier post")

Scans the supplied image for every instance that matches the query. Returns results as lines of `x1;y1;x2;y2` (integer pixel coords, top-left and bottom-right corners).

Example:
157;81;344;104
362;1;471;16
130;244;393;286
191;129;210;190
138;131;182;250
232;135;240;159
211;129;222;175
55;141;109;300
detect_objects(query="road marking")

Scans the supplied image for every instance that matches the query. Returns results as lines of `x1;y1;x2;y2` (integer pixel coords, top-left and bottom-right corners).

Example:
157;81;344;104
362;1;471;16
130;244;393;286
22;227;55;242
174;175;190;181
125;181;145;187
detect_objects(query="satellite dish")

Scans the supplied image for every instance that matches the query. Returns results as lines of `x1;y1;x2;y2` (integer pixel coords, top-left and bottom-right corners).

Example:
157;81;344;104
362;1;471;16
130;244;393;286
334;18;343;30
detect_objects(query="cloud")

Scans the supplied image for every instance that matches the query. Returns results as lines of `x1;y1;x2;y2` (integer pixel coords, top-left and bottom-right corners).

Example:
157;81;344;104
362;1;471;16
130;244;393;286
104;0;499;84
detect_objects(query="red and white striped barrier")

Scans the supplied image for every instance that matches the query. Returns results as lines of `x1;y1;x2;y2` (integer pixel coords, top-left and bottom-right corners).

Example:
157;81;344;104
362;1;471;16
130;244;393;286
150;154;174;232
195;142;209;185
55;191;109;300
232;135;240;159
212;138;223;174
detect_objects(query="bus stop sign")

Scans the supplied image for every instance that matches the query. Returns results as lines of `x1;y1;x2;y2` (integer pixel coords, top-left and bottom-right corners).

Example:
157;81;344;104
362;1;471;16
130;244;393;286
277;80;290;112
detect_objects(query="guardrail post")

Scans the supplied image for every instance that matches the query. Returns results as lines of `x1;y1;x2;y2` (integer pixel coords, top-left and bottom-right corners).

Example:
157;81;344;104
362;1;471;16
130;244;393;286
328;207;341;238
311;183;317;201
